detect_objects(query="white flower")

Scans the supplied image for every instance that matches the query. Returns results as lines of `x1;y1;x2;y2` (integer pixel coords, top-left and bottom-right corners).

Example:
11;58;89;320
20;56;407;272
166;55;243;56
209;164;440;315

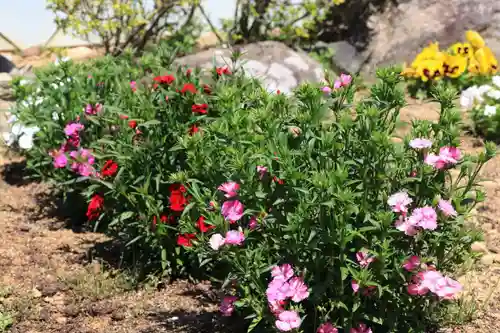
52;112;60;121
484;105;497;117
492;76;500;88
54;57;70;65
2;132;15;146
19;79;30;86
487;90;500;100
209;234;226;250
460;86;480;109
7;114;17;124
478;84;493;95
18;134;34;149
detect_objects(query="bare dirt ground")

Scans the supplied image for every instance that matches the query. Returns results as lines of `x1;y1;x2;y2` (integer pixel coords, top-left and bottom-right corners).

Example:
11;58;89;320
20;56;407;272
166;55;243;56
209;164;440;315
1;99;500;332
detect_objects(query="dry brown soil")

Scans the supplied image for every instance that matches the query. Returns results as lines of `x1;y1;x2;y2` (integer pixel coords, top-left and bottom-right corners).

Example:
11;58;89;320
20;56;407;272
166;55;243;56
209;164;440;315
0;98;500;332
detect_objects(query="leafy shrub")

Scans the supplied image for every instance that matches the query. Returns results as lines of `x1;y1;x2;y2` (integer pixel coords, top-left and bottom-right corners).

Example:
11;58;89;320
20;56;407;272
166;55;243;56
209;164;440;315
4;45;496;332
401;31;498;98
47;0;199;56
460;75;500;140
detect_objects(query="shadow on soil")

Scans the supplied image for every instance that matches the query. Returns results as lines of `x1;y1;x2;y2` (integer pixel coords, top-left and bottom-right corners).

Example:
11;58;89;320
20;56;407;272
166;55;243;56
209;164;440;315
1;160;36;187
143;310;244;333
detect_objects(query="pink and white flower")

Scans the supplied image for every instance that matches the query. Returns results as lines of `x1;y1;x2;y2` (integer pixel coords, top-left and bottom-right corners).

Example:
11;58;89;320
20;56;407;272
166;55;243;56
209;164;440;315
409;138;433;149
408;206;438;230
438;199;457;217
224;230;245;245
387;191;413;214
275;310;302;332
219;296;237;316
356;249;375;268
317;322;338;333
218;181;240;198
402;255;421;272
221;200;244;222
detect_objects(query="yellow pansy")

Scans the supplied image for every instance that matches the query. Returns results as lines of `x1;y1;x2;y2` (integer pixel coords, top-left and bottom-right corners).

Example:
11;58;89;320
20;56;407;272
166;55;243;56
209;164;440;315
415;59;444;82
475;46;499;74
465;30;486;49
449;42;473;58
443;54;467;78
400;63;419;78
411;42;444;68
468;56;481;75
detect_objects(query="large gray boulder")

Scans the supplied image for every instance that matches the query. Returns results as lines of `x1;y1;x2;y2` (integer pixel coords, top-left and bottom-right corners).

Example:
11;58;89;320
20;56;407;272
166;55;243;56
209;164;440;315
175;41;325;93
360;0;500;73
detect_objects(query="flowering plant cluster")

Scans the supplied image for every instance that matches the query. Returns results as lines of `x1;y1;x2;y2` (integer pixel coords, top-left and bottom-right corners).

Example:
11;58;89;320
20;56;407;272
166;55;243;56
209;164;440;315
401;30;498;98
5;47;496;332
460;75;500;140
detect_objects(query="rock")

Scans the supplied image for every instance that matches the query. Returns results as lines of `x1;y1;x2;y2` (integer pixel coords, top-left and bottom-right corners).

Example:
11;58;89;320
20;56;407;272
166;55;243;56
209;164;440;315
175;41;325;94
65;46;98;61
62;304;80;317
0;72;13;100
494;254;500;263
0;54;15;73
480;253;495;265
22;46;42;57
38;282;66;297
315;41;367;75
196;31;221;50
360;0;500;73
111;309;127;321
471;241;489;253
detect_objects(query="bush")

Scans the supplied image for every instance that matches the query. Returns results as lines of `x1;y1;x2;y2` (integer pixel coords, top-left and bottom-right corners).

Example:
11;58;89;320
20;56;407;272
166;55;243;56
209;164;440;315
460;75;500;140
47;0;199;56
401;30;498;98
4;46;496;332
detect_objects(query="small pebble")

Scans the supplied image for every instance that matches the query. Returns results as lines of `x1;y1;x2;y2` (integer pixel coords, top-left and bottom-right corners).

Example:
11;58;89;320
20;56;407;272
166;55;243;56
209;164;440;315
471;241;488;254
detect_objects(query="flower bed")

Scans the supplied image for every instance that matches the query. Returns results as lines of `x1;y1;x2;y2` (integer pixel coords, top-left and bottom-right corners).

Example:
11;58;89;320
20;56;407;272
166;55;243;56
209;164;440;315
2;47;496;332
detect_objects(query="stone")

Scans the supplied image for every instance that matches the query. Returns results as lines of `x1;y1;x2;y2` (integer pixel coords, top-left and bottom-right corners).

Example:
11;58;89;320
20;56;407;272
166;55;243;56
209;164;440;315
480;253;495;265
196;31;221;50
471;241;489;253
175;41;324;93
360;0;500;73
0;72;13;100
494;254;500;263
22;46;42;57
65;46;98;61
327;41;367;75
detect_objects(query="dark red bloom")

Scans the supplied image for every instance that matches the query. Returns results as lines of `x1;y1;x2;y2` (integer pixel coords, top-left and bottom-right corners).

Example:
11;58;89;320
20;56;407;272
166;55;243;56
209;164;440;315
277;90;281;95
196;216;215;233
101;160;118;177
180;83;197;94
177;233;196;247
273;176;284;185
192;103;208;114
202;84;212;94
186;69;192;77
86;194;104;221
128;120;137;129
169;184;188;211
189;124;200;135
216;66;231;76
160;214;171;223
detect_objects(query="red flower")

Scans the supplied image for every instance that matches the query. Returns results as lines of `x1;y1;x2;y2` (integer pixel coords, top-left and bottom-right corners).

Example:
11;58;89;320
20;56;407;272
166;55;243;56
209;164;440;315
202;84;212;94
186;69;192;77
86;194;104;221
153;74;175;89
160;214;170;223
192;103;208;114
273;176;284;185
189;124;200;135
119;114;129;120
216;66;231;76
128;120;137;129
181;83;197;94
196;216;215;233
101;160;118;177
169;184;188;212
177;233;196;247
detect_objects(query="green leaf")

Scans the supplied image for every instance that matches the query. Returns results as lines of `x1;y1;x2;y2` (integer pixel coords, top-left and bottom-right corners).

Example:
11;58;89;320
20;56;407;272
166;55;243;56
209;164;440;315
247;315;262;332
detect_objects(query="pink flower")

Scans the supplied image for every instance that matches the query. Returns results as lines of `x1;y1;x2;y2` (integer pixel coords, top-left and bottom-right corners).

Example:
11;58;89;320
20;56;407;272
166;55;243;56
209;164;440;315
209;233;225;250
84;103;102;115
317;322;338;333
286;277;309;302
218;181;240;198
219;296;237;316
340;73;352;86
224;230;245;245
271;264;294;281
257;165;268;179
351;279;360;293
51;150;68;168
439;146;461;162
432;276;462;299
268;300;286;315
408;206;438;230
350;323;372;333
275;310;302;332
356;249;375;268
402;256;421;272
64;122;84;136
321;86;332;94
69;148;96;177
130;81;137;91
425;154;447;169
333;80;342;89
221;200;244;222
395;215;419;236
409;138;433;149
438;199;457;217
387;191;413;214
362;285;377;296
249;216;258;229
267;278;291;302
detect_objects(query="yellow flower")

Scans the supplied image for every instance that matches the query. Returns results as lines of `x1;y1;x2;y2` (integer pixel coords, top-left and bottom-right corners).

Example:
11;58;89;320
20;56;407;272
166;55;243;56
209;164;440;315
465;30;485;49
475;46;499;74
411;42;445;69
449;42;473;58
468;56;481;75
443;54;467;78
400;63;418;78
415;59;444;82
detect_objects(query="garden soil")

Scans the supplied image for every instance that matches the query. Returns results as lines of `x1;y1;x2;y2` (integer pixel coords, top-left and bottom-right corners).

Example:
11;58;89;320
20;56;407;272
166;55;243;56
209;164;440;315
1;98;500;332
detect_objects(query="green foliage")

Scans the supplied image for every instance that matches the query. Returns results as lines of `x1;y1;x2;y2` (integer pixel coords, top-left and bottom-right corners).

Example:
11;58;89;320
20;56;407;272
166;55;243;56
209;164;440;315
47;0;200;55
5;44;496;332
